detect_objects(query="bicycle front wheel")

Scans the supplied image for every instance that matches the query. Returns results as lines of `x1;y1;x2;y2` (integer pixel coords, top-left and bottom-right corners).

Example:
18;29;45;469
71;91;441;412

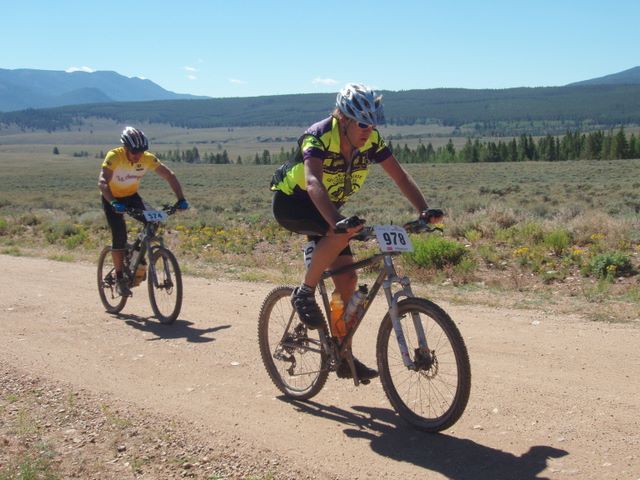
147;247;182;324
258;286;329;400
97;246;128;314
376;298;471;432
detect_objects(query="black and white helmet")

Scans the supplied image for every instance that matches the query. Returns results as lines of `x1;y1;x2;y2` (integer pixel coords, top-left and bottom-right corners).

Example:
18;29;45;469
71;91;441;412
336;83;385;126
120;126;149;153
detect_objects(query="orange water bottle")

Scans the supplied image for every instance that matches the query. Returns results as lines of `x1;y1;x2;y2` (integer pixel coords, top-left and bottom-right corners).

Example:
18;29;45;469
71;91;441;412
329;291;347;338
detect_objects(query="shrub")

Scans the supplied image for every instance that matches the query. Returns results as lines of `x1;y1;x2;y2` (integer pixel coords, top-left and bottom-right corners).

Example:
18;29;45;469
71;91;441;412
519;221;545;245
588;252;634;279
44;222;82;244
464;229;482;242
405;236;467;269
0;218;7;235
452;256;478;283
477;244;503;268
20;213;41;226
544;229;571;256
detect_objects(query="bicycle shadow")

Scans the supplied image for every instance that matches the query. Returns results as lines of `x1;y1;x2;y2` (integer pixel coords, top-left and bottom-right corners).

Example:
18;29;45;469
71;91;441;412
288;400;567;480
116;313;231;343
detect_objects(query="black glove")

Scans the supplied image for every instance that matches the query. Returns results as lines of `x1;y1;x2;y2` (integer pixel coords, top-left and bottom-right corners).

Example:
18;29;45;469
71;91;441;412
335;215;365;232
420;209;444;224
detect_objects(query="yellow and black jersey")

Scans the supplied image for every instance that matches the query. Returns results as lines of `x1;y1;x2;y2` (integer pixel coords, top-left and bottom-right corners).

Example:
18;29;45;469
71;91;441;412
101;147;161;198
270;117;392;205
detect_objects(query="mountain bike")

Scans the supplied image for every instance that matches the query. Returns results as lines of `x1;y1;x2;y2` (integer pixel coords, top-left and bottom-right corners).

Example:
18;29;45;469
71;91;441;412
97;203;183;324
258;218;471;432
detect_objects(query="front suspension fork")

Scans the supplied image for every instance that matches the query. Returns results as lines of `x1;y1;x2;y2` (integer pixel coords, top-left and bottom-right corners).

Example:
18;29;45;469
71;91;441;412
383;262;430;369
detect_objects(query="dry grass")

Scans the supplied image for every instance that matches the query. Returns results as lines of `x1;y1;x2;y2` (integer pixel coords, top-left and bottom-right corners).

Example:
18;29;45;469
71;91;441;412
2;125;640;321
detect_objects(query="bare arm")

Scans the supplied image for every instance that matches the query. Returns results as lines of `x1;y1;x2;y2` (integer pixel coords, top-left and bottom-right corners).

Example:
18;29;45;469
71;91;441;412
304;156;343;227
155;164;185;200
379;154;428;213
98;167;116;202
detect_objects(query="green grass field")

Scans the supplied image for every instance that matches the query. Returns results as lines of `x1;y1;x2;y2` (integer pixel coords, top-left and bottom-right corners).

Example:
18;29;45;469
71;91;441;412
2;124;640;322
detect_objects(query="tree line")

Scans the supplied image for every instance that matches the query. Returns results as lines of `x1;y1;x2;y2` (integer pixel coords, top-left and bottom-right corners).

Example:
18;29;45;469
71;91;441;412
149;128;638;166
156;147;297;165
390;127;640;163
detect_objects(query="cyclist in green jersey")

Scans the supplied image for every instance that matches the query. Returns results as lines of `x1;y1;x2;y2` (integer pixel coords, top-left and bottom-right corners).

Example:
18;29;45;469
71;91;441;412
270;83;441;380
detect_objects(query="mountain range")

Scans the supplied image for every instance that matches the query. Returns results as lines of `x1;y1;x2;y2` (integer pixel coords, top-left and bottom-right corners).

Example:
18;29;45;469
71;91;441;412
0;68;207;112
1;67;640;134
567;66;640;86
2;66;640;114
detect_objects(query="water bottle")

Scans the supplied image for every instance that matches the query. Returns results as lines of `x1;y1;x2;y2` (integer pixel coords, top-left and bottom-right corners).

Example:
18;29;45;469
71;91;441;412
133;263;146;286
128;240;143;284
329;290;346;338
129;242;141;268
344;285;368;331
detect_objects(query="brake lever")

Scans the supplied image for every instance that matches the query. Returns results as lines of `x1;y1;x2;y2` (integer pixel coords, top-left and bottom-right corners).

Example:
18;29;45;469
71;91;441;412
335;215;366;233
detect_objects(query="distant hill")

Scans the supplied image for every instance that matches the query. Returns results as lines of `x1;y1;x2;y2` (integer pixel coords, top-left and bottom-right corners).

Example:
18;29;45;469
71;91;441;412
2;67;640;135
567;66;640;86
3;84;640;135
0;68;208;112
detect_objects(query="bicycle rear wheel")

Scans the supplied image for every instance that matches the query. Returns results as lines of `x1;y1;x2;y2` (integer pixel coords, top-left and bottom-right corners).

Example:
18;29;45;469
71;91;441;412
97;246;128;314
376;297;471;432
258;286;329;400
147;247;182;324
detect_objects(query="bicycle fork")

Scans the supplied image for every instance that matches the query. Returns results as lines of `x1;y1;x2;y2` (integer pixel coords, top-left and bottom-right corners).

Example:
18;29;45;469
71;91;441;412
381;256;430;370
147;239;172;290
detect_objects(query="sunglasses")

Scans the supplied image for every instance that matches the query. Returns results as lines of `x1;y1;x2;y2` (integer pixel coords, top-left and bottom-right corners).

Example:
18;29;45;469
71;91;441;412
356;122;374;129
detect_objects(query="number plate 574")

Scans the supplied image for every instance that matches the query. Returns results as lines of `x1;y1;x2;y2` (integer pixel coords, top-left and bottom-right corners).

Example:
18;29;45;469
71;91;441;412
143;210;168;222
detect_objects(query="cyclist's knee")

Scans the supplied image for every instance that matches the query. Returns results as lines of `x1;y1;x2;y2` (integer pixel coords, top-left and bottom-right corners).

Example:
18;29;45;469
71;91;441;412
324;230;351;245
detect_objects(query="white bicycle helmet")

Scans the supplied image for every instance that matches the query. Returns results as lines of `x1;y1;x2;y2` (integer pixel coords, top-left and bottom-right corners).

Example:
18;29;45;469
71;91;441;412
336;83;385;126
120;126;149;152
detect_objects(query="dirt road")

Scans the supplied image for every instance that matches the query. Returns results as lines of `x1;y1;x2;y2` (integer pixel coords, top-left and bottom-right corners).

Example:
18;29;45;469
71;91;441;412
1;254;638;479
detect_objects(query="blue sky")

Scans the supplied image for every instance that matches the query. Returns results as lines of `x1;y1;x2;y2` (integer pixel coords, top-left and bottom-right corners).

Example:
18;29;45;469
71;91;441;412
3;0;639;98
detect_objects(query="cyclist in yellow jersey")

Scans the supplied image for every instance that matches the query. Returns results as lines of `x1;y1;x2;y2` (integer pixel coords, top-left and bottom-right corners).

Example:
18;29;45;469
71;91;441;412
98;126;189;296
270;83;442;380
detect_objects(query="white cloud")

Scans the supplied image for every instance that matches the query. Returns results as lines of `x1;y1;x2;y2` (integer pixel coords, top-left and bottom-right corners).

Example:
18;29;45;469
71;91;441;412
229;78;248;85
187;75;197;81
312;77;338;86
184;66;198;72
66;66;95;73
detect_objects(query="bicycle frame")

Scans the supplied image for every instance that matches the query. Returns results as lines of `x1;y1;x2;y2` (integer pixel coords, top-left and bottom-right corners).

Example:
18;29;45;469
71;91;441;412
259;218;470;430
125;210;172;289
317;248;432;385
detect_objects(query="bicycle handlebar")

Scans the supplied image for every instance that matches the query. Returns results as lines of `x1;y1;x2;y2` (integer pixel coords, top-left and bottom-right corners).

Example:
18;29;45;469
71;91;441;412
336;209;444;237
124;202;181;223
349;218;443;242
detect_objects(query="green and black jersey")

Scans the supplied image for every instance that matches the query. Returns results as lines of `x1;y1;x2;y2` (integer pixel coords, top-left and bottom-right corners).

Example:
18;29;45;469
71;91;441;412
270;116;392;206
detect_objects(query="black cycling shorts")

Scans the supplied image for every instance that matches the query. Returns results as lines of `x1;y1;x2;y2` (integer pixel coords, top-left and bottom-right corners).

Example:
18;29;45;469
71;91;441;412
272;190;352;257
101;193;146;250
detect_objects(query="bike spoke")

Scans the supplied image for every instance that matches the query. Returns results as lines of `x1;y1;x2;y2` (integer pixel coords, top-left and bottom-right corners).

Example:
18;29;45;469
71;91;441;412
377;298;470;432
97;247;128;314
258;286;328;399
148;248;182;324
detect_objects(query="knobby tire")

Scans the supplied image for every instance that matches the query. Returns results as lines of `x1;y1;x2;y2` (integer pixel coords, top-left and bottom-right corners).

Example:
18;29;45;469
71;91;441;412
147;247;183;324
258;285;329;400
97;246;128;314
376;297;471;432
